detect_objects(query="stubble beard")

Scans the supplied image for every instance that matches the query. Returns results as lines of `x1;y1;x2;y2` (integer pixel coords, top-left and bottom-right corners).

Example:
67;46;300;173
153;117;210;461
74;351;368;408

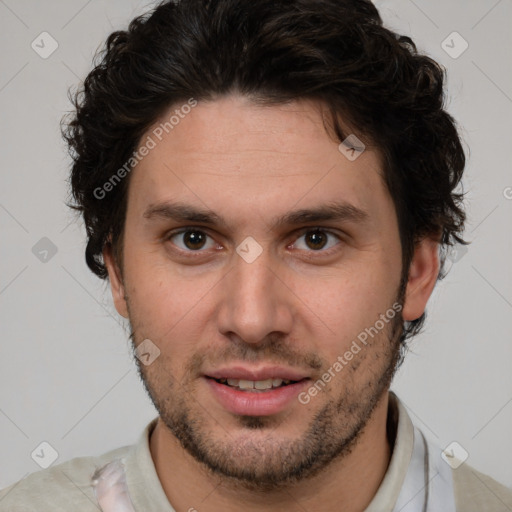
128;303;404;492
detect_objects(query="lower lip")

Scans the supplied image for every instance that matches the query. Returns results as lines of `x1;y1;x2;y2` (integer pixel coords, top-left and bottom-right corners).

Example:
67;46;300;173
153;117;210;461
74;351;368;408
204;377;310;416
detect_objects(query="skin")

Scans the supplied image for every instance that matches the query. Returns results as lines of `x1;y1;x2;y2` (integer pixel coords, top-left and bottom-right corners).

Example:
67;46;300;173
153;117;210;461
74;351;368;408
104;94;439;512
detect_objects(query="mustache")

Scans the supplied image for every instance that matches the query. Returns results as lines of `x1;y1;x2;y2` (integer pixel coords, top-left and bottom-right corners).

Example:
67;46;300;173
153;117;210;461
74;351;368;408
189;338;325;374
129;329;325;374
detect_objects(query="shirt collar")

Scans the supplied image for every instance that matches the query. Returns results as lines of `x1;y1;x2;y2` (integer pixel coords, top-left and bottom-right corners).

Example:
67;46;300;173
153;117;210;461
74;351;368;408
123;417;175;512
364;390;415;511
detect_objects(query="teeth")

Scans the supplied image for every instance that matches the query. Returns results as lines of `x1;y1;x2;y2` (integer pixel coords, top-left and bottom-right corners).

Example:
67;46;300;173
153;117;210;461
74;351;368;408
220;378;293;390
238;379;254;390
255;379;273;390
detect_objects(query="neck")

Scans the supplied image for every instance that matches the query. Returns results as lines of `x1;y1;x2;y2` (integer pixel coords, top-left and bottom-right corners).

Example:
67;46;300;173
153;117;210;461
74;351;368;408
150;392;392;512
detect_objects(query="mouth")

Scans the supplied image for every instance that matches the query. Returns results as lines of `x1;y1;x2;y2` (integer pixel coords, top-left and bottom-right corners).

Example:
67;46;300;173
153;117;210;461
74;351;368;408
209;377;304;392
203;366;312;416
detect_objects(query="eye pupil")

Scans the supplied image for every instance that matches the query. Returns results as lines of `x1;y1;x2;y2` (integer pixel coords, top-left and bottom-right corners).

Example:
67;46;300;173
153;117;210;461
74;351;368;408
184;231;206;250
306;230;327;250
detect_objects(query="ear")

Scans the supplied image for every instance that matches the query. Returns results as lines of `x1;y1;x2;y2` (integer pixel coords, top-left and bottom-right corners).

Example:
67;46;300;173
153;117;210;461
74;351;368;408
103;242;129;319
402;237;440;322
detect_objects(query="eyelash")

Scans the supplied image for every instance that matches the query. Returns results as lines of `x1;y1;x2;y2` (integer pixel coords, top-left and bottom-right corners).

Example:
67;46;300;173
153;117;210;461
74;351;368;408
163;227;343;257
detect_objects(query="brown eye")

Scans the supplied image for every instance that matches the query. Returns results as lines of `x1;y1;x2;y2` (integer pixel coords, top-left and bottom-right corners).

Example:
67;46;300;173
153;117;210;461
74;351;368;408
166;229;215;252
304;230;328;250
182;230;207;250
292;229;341;253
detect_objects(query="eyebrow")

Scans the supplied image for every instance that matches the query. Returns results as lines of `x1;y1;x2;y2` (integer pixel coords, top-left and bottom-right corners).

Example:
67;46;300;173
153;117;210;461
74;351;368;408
143;200;369;230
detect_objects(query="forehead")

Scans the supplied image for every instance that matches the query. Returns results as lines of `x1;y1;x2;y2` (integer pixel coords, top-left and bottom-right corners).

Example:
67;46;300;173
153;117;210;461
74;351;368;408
125;95;392;229
142;95;372;165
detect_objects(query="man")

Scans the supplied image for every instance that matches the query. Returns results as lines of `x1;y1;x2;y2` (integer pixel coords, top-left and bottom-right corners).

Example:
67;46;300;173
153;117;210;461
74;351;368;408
1;0;511;510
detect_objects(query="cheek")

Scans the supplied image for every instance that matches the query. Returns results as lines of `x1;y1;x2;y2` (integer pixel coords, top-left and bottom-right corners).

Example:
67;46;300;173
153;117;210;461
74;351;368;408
292;263;399;354
122;251;219;347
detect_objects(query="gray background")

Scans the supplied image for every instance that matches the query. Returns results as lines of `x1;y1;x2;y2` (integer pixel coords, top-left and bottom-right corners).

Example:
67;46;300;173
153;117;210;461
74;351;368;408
1;0;511;491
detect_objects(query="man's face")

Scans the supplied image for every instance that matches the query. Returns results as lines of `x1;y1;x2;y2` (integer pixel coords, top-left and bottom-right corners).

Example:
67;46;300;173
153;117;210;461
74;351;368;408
105;95;417;489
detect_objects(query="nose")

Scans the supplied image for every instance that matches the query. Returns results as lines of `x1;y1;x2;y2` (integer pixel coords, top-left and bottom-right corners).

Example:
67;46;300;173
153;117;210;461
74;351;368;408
216;246;294;346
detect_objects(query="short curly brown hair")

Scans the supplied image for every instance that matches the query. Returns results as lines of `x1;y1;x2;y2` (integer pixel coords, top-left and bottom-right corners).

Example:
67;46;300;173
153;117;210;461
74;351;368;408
62;0;467;347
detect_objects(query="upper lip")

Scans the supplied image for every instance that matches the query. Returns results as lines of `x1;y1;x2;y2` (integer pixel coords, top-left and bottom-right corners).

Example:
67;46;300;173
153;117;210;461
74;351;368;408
204;365;310;382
